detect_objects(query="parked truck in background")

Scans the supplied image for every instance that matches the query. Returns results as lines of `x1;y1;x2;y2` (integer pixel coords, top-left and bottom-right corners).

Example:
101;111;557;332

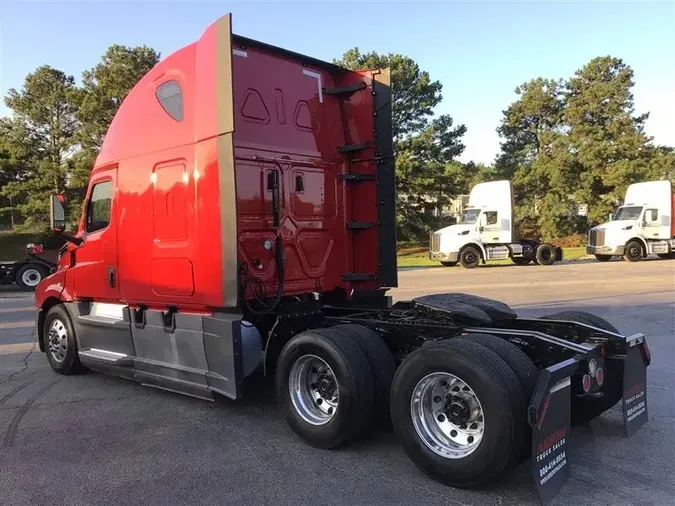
429;180;562;268
0;243;56;289
34;14;650;503
587;180;675;262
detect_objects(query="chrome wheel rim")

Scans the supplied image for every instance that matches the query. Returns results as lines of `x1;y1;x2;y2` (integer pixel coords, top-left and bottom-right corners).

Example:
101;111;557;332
289;355;339;425
411;372;485;459
21;268;41;287
48;318;68;363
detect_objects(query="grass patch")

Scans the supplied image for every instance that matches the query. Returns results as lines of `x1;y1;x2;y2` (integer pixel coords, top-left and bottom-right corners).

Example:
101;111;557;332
397;246;589;268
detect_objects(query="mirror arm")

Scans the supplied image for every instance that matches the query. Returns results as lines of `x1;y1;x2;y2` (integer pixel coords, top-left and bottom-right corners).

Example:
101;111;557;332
58;231;83;246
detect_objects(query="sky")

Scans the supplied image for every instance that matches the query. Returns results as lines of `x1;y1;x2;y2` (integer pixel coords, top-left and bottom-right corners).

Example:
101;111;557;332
1;0;674;164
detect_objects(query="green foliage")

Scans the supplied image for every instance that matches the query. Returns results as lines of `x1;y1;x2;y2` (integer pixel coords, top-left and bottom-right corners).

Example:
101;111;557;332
0;46;159;231
75;45;160;150
496;56;672;240
336;48;467;242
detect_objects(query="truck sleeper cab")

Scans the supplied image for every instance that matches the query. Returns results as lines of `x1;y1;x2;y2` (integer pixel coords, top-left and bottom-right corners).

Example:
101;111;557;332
587;180;675;262
430;181;562;268
36;14;650;504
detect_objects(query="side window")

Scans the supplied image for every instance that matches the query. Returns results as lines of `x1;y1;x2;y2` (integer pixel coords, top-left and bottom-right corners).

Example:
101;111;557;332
485;211;498;227
156;80;184;121
85;180;112;233
646;209;658;222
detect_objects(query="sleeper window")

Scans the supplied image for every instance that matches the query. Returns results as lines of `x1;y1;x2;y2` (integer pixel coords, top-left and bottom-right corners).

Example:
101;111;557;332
156;80;184;121
86;180;112;233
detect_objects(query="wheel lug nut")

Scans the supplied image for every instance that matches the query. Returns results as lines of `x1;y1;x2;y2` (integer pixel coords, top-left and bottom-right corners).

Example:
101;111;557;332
450;430;458;437
437;414;445;422
317;398;323;405
433;396;441;403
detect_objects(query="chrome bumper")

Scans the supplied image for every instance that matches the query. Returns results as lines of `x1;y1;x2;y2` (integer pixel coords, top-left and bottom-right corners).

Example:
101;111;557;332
429;251;459;263
586;245;624;256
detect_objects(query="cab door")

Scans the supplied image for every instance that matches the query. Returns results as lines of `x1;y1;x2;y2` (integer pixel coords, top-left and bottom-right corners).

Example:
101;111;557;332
70;167;120;301
479;210;502;244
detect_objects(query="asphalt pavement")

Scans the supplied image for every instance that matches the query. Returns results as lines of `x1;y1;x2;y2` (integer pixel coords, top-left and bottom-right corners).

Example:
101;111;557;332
1;259;674;506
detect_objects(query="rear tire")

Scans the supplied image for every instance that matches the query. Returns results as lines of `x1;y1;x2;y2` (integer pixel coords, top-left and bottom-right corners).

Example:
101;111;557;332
535;244;556;266
458;333;538;459
440;261;458;267
275;327;375;449
538;311;622;424
43;304;83;375
15;263;48;289
594;254;612;262
459;246;481;269
623;240;643;262
390;339;526;487
335;324;396;419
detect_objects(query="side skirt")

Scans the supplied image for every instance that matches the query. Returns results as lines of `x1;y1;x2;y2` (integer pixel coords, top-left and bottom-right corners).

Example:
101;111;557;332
65;302;245;401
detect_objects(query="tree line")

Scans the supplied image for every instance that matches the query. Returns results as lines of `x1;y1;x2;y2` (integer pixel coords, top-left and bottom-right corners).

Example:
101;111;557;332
1;42;673;245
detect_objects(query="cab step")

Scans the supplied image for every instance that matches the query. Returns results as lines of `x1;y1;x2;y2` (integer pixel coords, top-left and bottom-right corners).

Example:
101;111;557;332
78;348;134;366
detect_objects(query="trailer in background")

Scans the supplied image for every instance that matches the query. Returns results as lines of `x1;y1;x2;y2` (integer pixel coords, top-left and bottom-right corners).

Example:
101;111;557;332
0;244;56;289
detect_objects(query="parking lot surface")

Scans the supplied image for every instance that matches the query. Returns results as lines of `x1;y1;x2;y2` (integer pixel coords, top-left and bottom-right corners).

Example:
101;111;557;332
1;259;674;506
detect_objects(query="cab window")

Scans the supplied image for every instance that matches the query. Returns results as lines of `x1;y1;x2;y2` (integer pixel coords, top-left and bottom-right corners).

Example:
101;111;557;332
85;180;112;233
484;211;498;227
645;209;658;222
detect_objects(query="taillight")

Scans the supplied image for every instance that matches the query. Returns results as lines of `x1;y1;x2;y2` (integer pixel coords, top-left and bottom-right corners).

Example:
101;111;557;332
582;374;592;392
596;367;604;386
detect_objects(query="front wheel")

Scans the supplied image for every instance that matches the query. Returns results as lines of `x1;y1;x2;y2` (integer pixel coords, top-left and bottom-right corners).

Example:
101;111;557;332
623;240;643;262
595;254;612;262
43;305;83;375
390;339;525;487
459;246;481;269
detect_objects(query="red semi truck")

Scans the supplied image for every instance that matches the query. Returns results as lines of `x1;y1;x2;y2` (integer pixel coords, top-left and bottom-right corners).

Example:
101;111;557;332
36;14;650;502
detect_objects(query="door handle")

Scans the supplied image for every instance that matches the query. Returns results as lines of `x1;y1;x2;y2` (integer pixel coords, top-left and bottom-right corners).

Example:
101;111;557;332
108;267;116;288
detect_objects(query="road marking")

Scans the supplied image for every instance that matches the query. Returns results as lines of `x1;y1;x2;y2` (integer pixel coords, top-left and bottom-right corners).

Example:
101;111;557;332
0;342;37;355
0;321;34;330
0;306;35;313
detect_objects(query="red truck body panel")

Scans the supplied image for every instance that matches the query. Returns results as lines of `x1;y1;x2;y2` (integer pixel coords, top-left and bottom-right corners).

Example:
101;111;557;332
52;14;397;312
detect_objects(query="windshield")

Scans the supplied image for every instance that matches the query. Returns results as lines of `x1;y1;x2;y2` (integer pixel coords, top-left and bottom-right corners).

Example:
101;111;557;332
613;206;643;221
460;208;481;224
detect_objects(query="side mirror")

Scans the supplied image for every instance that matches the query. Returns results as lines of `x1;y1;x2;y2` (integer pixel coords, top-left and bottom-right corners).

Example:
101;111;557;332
50;194;66;233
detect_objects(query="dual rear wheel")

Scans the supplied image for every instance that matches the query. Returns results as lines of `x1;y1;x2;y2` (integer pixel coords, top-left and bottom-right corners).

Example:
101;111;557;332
275;326;538;486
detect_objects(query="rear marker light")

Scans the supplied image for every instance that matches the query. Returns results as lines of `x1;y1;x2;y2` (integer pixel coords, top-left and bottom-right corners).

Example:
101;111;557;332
582;374;592;392
596;367;604;386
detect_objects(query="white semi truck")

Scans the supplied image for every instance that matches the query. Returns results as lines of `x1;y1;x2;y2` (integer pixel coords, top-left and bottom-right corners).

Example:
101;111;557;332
429;180;561;268
587;180;675;262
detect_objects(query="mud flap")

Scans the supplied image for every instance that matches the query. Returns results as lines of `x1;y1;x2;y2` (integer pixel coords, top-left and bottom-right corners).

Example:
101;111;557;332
622;336;649;437
528;358;579;505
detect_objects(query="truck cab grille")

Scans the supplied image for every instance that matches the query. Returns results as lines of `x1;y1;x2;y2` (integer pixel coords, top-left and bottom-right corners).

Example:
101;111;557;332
430;233;441;253
589;229;605;247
